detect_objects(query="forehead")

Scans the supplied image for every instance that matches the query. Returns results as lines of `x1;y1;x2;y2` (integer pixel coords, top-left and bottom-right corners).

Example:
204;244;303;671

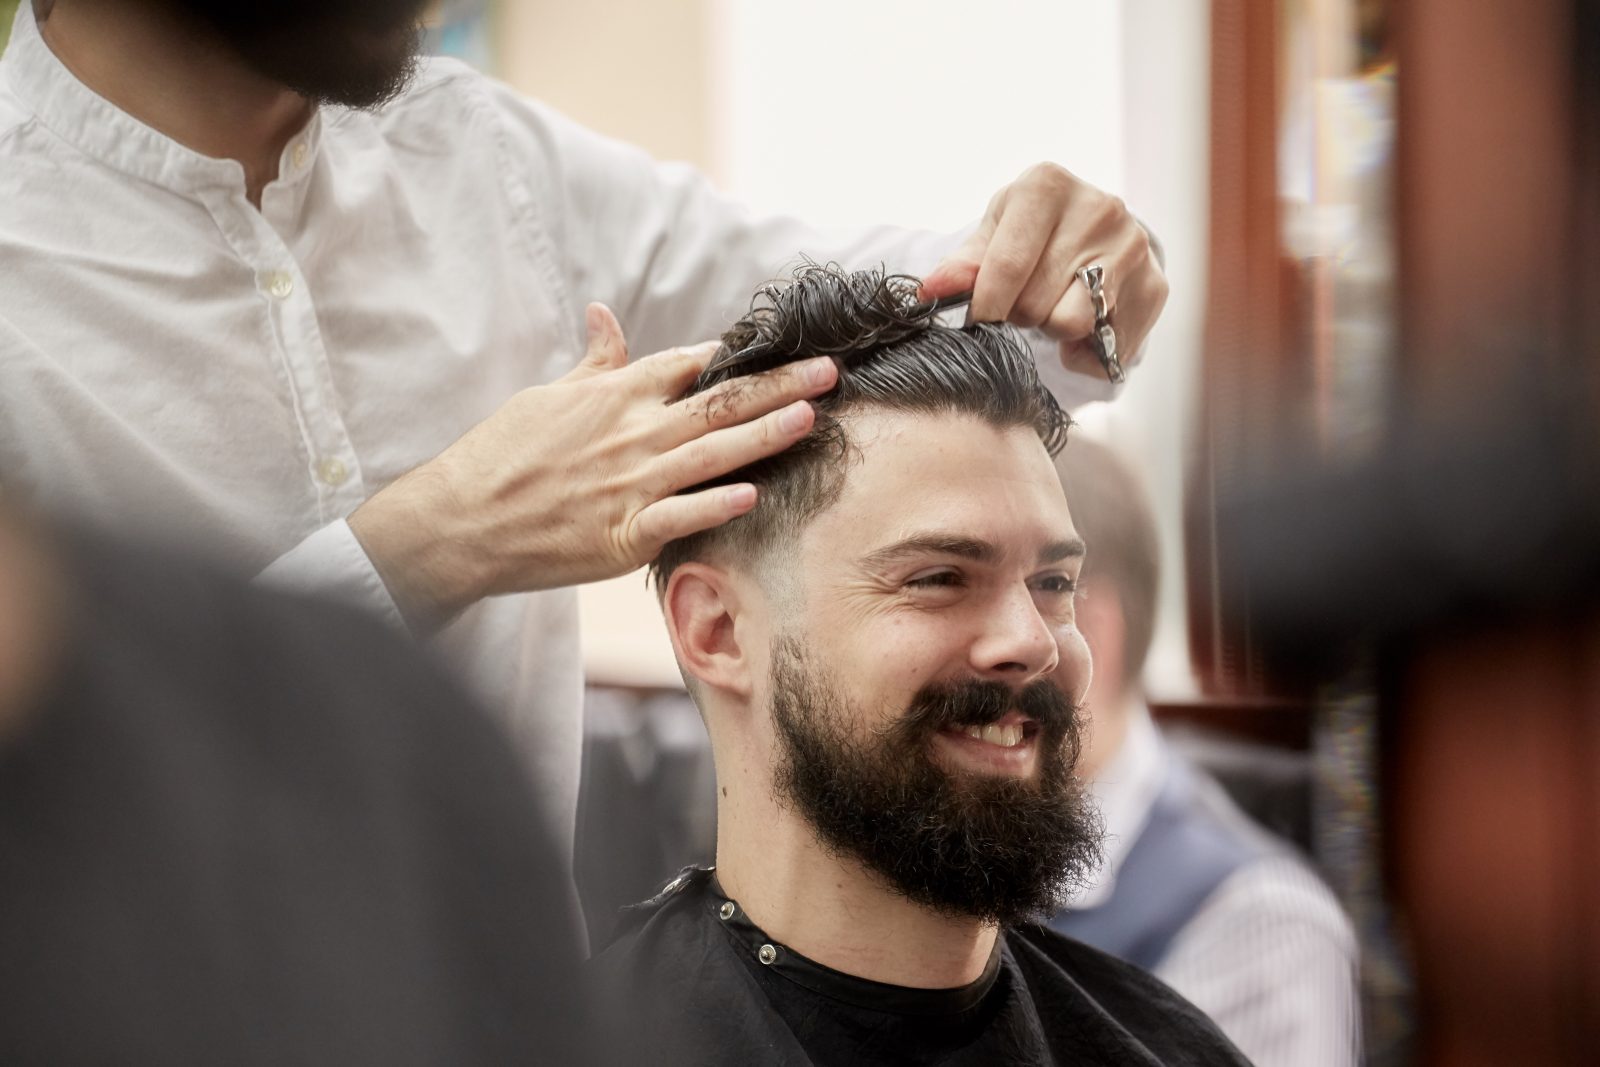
800;409;1076;561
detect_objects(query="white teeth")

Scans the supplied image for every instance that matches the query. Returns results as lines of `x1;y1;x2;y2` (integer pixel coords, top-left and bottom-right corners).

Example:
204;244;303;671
964;723;1024;748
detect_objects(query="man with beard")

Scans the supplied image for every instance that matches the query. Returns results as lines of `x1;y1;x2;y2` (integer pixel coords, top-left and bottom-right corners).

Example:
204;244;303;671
585;265;1250;1066
0;0;1166;869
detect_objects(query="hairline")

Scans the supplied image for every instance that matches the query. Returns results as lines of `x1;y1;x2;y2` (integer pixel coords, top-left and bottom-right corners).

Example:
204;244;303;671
651;402;1064;596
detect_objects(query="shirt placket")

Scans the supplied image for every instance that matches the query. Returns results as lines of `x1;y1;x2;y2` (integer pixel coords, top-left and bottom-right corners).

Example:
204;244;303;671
206;188;368;526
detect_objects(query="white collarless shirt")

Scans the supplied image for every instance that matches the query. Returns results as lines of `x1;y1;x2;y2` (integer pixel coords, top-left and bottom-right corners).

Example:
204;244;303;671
0;2;1114;857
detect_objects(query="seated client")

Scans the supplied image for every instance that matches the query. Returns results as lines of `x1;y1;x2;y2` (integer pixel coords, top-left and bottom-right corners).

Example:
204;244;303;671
585;264;1251;1066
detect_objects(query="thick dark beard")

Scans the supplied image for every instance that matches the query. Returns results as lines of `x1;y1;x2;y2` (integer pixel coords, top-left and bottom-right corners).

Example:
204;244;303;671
769;638;1103;926
166;0;428;109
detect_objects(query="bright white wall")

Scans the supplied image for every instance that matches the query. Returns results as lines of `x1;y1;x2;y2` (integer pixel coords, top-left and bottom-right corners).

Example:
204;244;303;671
710;0;1123;228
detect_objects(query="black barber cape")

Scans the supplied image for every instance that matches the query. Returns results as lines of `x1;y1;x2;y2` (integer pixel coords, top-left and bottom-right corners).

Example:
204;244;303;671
586;867;1252;1066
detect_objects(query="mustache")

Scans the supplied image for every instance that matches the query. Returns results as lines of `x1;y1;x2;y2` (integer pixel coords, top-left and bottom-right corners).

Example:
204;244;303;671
899;678;1077;734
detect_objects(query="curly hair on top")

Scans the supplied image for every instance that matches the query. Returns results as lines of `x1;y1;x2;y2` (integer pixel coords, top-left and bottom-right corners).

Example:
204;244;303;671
649;262;1071;594
694;266;937;387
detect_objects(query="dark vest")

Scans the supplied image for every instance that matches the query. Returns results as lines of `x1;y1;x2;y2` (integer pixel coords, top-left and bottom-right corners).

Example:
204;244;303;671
1050;757;1274;971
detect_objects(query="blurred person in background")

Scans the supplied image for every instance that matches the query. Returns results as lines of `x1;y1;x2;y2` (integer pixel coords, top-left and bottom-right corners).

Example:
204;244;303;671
588;266;1247;1065
0;506;589;1064
0;0;1167;876
1048;437;1359;1067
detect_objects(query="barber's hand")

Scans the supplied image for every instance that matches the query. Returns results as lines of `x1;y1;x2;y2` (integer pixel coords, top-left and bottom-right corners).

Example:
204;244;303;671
918;163;1168;379
348;304;836;631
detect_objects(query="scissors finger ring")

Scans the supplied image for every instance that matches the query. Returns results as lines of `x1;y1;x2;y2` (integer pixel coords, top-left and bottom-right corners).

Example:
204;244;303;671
1075;264;1124;384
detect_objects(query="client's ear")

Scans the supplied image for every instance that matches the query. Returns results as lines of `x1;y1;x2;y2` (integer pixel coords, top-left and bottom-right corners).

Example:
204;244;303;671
663;563;756;699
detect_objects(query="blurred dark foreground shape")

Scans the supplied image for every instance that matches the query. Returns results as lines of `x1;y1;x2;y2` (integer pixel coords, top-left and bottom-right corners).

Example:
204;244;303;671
1218;368;1600;1067
0;512;589;1065
1196;0;1600;1061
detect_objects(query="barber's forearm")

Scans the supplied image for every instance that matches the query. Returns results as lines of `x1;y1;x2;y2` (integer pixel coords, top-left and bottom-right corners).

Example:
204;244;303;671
347;464;487;637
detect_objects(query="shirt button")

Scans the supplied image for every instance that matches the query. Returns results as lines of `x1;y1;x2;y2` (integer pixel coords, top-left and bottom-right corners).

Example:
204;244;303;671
718;901;736;921
291;141;309;169
757;944;777;966
264;272;294;300
317;457;348;487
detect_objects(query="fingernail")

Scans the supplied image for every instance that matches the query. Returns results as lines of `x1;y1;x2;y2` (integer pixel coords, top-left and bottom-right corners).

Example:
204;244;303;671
779;401;811;434
804;356;836;388
725;485;757;509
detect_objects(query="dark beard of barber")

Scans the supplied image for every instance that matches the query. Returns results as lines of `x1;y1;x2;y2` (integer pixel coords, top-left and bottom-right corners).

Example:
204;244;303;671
769;639;1104;927
156;0;431;109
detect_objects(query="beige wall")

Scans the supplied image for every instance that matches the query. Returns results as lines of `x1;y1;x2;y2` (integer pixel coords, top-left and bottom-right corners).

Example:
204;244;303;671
495;0;716;172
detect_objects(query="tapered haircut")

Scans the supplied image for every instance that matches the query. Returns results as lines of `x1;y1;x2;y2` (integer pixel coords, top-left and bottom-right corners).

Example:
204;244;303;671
649;263;1071;594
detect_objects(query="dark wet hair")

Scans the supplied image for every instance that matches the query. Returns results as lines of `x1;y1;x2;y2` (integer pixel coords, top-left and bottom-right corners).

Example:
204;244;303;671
648;263;1071;593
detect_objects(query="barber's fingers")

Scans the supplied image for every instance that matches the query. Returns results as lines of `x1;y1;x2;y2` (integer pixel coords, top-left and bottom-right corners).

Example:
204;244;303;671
629;340;722;397
559;301;722;394
967;179;1063;324
1040;244;1128;345
950;163;1091;324
1047;226;1159;344
918;211;996;301
654;399;817;497
629;399;820;552
563;303;630;381
632;483;760;554
1007;218;1090;331
1038;215;1152;343
668;356;837;444
1053;242;1168;376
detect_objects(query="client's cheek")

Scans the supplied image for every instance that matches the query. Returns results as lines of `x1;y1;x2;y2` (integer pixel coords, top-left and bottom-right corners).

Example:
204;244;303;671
1056;627;1094;705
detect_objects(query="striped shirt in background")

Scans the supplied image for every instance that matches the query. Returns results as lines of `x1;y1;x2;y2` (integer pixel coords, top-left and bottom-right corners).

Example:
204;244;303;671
1063;708;1362;1067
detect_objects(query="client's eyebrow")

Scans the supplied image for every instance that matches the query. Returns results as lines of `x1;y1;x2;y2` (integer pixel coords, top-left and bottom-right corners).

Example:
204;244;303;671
859;534;1086;571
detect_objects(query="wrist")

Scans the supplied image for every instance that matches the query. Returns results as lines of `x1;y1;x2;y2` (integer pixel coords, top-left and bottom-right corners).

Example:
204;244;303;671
348;465;485;633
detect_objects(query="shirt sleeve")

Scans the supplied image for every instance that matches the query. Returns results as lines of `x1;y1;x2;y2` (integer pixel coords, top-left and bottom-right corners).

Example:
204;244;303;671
474;78;1118;410
1155;856;1363;1067
255;520;408;635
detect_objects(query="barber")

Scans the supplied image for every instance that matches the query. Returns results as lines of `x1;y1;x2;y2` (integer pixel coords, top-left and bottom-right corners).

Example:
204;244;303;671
0;0;1166;859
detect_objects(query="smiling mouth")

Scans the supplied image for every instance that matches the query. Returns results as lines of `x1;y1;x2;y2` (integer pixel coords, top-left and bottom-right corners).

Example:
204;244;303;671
930;718;1040;776
953;721;1032;748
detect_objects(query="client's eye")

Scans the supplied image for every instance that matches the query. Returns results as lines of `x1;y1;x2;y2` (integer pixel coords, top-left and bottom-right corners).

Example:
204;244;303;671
905;569;965;590
1032;574;1078;596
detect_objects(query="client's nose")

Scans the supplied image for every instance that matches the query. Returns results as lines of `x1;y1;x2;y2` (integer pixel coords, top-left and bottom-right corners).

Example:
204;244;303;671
968;584;1061;685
